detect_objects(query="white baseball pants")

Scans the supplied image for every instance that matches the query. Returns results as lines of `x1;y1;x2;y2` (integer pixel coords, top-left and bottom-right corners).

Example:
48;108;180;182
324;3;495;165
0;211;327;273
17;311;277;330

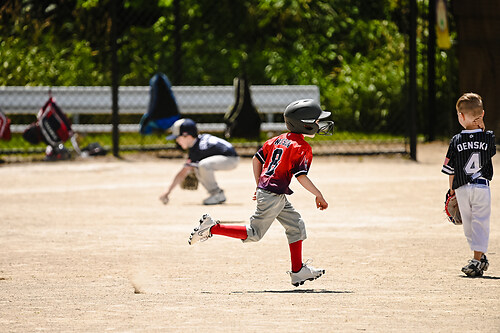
455;183;491;253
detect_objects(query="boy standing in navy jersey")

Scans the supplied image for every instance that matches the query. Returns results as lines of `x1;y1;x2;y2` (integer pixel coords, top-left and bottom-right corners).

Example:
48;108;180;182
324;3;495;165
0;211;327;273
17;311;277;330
442;93;496;277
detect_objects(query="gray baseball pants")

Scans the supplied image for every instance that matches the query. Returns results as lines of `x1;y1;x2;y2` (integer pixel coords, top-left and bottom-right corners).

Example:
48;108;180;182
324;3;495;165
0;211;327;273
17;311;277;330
194;155;239;194
244;188;307;244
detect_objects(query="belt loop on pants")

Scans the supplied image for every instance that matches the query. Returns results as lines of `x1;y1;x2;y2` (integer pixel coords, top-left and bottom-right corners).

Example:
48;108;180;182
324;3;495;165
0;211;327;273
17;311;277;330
470;178;489;186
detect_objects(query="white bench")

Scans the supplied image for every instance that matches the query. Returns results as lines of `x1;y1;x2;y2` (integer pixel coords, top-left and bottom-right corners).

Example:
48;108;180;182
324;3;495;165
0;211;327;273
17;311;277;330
0;85;320;133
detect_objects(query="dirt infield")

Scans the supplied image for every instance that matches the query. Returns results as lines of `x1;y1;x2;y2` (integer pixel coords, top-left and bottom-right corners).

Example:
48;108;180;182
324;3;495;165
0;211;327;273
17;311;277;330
1;142;499;332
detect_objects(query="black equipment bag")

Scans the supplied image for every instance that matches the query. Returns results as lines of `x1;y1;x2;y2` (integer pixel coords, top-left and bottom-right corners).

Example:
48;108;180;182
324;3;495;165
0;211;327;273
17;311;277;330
224;75;261;139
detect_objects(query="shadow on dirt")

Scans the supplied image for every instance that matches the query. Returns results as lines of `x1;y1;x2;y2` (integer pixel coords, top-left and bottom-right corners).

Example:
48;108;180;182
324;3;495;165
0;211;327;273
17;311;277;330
459;275;500;280
230;289;353;294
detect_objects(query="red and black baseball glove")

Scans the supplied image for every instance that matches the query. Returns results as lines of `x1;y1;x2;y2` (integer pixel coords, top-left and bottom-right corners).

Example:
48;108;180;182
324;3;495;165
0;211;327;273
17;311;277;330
444;190;462;225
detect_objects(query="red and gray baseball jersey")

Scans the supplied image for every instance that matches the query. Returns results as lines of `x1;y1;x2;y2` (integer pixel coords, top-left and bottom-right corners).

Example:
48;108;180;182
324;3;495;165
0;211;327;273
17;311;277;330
254;132;313;195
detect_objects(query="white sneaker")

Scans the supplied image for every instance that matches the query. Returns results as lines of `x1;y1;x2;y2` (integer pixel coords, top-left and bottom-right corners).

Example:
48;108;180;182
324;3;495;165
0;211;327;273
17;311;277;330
188;214;219;245
461;259;483;277
203;190;226;205
288;260;325;287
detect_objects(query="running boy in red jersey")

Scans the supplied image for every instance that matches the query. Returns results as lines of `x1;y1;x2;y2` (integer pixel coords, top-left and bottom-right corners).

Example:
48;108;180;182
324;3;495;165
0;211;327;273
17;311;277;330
188;99;334;286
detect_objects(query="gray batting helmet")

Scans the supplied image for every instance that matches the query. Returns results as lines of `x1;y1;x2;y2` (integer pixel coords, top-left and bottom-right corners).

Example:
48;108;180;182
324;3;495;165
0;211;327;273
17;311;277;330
284;99;334;135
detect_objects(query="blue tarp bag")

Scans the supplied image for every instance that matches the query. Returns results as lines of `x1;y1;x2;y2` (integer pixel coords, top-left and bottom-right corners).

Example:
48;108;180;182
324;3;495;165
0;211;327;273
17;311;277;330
140;73;181;135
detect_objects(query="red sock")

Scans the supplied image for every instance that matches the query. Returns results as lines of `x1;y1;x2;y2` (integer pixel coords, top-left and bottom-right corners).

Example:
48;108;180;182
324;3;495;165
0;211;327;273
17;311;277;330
210;224;247;240
289;240;303;273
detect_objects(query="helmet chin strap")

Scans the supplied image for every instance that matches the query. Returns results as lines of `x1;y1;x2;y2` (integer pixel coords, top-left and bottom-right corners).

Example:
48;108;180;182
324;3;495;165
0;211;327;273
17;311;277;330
317;121;334;135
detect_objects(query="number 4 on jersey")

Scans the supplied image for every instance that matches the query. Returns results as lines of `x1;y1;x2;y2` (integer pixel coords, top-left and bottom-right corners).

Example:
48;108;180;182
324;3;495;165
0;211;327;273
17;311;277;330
464;152;481;175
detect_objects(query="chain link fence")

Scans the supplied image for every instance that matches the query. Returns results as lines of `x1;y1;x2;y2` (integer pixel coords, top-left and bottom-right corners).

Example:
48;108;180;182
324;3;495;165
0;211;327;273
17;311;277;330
0;1;459;159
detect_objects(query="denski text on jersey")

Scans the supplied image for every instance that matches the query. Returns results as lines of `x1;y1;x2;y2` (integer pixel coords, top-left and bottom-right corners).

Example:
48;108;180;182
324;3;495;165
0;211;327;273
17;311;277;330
456;141;488;152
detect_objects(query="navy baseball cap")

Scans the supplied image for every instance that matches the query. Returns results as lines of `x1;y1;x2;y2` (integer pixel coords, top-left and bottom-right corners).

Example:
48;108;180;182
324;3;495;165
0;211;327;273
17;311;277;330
166;118;198;140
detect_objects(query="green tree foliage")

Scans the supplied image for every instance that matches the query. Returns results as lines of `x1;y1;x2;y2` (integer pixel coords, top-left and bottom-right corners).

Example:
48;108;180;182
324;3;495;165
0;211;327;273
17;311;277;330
0;0;457;134
0;0;107;85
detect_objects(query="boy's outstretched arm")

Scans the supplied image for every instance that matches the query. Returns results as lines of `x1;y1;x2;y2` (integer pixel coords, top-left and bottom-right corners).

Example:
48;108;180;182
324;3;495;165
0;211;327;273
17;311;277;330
296;174;328;210
159;163;193;204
